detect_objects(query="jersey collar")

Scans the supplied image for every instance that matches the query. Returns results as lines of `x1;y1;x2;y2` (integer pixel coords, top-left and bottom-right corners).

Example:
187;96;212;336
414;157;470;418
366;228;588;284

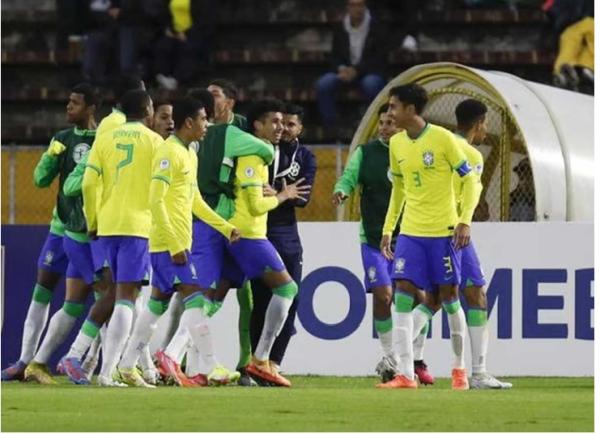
409;122;430;141
170;134;189;148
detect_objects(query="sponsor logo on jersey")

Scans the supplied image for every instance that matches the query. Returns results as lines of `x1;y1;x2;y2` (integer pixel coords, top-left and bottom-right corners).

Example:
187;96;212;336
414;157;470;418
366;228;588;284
245;167;254;178
159;159;170;169
289;161;301;177
73;143;91;164
475;163;483;174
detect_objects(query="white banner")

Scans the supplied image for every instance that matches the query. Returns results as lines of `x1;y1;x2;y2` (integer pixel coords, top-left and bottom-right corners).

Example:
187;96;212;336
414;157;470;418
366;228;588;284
155;222;595;377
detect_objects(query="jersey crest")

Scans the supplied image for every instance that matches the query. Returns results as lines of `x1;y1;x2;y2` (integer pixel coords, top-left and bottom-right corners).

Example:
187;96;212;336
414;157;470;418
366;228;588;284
423;151;434;167
72;143;91;164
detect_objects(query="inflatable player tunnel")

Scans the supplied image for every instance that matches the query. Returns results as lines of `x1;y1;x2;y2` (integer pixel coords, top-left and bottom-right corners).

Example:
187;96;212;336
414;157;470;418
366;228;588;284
346;63;594;222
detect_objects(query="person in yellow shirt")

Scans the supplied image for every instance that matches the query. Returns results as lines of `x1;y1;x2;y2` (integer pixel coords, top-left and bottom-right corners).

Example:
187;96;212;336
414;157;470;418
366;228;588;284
114;96;241;387
378;84;478;390
225;99;310;387
82;89;163;386
409;99;512;390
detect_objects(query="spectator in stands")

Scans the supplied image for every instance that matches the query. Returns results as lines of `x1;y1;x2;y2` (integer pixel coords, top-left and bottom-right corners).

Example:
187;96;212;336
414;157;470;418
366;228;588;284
509;158;536;221
154;0;217;91
82;0;142;85
315;0;387;128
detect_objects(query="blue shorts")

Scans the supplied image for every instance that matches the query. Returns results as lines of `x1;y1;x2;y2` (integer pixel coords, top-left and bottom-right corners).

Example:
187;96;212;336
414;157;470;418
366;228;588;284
227;238;286;280
151;251;199;295
100;236;148;283
392;235;462;292
90;240;109;273
37;232;68;275
63;236;98;285
191;220;227;289
361;243;393;291
460;241;486;290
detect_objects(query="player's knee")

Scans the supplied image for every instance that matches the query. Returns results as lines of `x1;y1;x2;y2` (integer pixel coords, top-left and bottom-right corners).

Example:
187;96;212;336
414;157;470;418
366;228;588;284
372;286;392;308
464;286;486;309
62;300;85;318
394;290;415;313
32;283;53;304
272;280;298;300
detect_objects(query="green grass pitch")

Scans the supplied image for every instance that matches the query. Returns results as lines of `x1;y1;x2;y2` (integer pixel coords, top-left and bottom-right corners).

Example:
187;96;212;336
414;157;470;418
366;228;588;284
1;376;594;431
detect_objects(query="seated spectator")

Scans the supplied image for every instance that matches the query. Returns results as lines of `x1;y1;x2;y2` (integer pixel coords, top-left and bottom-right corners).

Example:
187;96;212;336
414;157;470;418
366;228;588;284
315;0;387;128
509;158;536;221
154;0;216;90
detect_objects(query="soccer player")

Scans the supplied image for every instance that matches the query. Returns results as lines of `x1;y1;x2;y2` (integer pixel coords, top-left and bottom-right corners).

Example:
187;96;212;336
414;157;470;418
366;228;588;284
21;83;99;384
226;99;310;387
379;84;478;390
52;76;149;383
249;103;316;376
117;97;241;387
82;89;163;386
207;78;248;129
332;104;428;383
410;99;512;389
152;98;174;139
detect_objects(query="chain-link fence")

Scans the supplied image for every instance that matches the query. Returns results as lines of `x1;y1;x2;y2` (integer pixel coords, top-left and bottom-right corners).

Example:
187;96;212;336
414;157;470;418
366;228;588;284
1;144;350;224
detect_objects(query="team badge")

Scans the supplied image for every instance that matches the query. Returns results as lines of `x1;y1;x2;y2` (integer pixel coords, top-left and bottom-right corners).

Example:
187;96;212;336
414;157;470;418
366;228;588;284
44;250;54;265
72;143;91;164
368;266;377;283
394;258;405;274
159;159;170;169
423;151;434;167
289;161;301;177
245;167;254;178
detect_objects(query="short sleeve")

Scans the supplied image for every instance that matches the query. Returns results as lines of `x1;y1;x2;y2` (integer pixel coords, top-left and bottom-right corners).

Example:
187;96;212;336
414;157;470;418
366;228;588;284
445;132;470;177
236;155;265;188
151;145;174;185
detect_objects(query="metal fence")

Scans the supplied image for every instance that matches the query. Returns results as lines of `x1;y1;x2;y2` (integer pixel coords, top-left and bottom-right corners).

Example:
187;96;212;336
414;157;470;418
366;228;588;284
0;144;350;224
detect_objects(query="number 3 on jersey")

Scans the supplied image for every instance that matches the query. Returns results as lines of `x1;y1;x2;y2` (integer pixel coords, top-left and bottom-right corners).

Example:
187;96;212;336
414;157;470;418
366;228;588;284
115;143;133;183
412;170;422;187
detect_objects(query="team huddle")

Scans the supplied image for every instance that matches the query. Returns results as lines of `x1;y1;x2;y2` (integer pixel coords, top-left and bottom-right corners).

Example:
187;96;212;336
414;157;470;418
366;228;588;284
2;78;511;390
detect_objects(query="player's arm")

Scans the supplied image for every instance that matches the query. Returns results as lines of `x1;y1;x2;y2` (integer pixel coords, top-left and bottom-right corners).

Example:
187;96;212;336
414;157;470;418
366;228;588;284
460;152;484;217
82;145;102;233
227;127;276;164
63;153;89;197
192;187;236;240
381;143;405;259
447;134;477;248
333;146;362;205
149;152;186;257
33;138;65;187
238;156;280;216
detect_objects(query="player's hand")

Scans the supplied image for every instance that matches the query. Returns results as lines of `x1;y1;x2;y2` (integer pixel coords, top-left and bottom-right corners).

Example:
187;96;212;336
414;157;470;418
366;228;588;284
87;230;98;241
380;234;393;261
171;251;187;265
278;178;311;202
453;223;471;249
332;191;348;205
263;184;277;197
48;140;66;156
345;66;358;81
229;228;241;244
175;32;186;42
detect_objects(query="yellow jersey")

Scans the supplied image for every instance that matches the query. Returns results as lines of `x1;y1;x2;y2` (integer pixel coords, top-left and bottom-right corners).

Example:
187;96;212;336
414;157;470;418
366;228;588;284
383;123;478;237
453;135;484;215
228;155;278;239
97;108;126;136
149;135;234;254
83;121;163;238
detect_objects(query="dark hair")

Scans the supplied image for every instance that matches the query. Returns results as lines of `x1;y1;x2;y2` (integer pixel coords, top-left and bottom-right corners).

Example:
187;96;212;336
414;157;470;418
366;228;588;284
208;78;239;100
455;99;488;130
113;75;144;102
173;96;205;129
388;83;428;114
377;103;389;116
71;82;100;107
120;89;152;119
187;88;215;120
284;103;304;123
246;98;285;133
